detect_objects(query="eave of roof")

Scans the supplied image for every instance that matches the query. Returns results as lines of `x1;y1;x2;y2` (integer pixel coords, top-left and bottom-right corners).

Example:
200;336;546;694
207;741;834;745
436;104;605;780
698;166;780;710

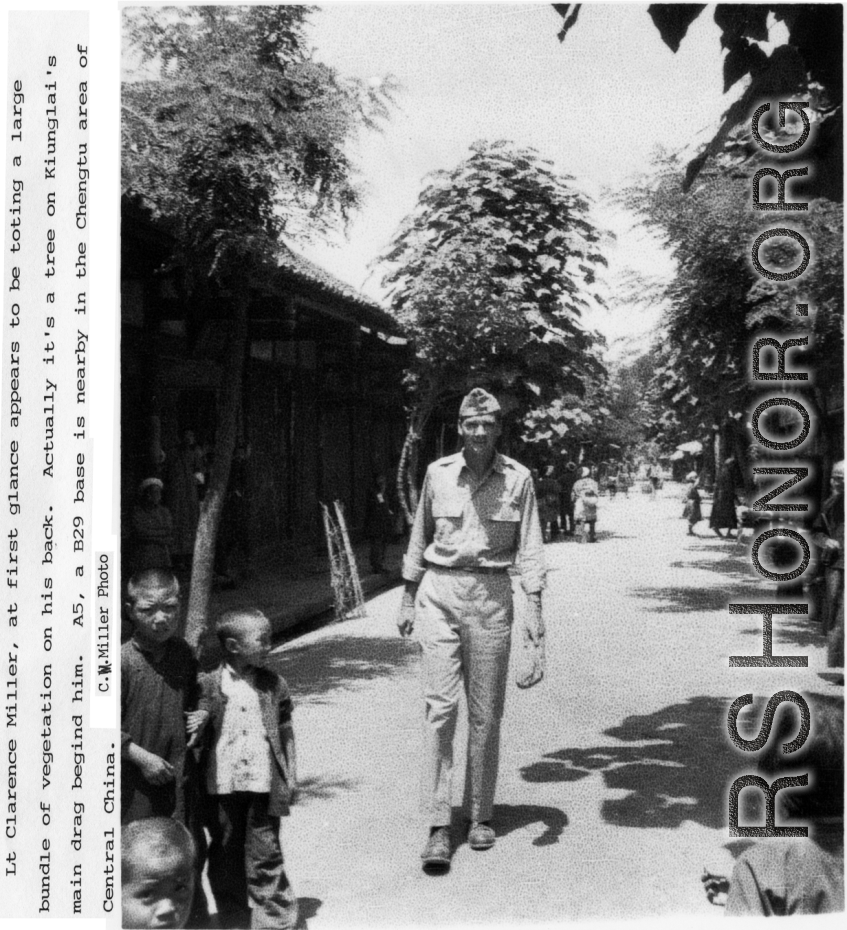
274;244;402;337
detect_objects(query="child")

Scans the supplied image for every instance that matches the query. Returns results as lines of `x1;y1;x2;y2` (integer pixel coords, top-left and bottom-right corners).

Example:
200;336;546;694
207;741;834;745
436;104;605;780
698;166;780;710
702;696;844;915
121;569;205;825
199;609;299;929
684;472;702;536
122;817;196;929
572;467;599;543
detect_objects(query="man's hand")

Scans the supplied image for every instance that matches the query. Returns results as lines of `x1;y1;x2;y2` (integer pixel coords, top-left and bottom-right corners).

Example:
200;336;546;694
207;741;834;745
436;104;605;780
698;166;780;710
128;743;175;785
397;582;418;637
523;593;545;645
516;593;545;689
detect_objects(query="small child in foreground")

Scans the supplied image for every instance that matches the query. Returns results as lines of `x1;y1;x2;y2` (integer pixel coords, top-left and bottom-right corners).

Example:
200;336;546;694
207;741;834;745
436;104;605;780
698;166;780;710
198;608;299;929
122;817;196;929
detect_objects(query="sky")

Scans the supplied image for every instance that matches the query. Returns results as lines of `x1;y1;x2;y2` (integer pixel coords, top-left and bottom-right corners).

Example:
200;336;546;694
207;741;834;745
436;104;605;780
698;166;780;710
295;1;752;358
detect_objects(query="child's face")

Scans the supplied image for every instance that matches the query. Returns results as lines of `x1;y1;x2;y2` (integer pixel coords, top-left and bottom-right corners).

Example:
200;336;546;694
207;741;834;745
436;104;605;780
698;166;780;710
229;616;272;667
128;583;180;648
122;849;194;929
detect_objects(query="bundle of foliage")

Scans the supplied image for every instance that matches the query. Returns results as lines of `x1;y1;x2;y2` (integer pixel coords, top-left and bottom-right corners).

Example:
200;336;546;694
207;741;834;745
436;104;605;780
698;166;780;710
377;140;608;518
122;5;395;648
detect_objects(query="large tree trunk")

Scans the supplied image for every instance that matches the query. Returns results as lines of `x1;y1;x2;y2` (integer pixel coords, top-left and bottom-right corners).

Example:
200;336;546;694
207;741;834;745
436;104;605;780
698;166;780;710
185;294;248;656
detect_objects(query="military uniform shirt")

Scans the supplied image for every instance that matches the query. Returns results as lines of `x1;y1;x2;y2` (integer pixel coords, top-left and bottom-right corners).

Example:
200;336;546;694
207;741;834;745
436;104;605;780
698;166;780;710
402;451;545;594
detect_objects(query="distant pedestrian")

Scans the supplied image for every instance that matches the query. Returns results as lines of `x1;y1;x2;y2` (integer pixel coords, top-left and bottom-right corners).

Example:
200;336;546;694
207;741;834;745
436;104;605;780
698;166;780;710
559;460;578;535
215;443;253;588
365;472;395;573
130;478;174;574
646;460;661;497
537;465;561;543
683;472;702;536
813;460;844;668
606;464;618;500
710;456;740;539
166;430;204;570
572;467;599;543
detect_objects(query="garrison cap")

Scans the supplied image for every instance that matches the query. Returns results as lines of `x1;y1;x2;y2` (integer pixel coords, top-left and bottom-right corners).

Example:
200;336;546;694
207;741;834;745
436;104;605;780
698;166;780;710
459;388;501;419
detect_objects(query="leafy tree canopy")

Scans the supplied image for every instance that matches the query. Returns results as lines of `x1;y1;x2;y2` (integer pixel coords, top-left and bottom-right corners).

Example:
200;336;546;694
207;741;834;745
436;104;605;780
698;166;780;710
620;150;843;446
122;4;396;285
121;5;397;650
379;140;609;416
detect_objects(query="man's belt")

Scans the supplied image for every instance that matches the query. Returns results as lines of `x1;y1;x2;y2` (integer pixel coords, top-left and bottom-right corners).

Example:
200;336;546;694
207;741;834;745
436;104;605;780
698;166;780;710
427;563;509;576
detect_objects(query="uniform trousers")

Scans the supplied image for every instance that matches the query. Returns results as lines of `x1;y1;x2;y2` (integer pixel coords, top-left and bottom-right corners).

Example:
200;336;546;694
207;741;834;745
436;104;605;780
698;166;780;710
207;792;298;929
416;567;513;826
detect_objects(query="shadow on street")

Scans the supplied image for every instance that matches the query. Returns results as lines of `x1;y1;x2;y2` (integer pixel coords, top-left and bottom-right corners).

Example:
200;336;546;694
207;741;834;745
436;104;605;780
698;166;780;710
521;692;839;833
727;617;826;654
447;803;570;848
295;775;362;804
295;896;323;930
520;696;736;830
630;584;760;614
670;557;760;582
269;633;419;702
493;803;570;846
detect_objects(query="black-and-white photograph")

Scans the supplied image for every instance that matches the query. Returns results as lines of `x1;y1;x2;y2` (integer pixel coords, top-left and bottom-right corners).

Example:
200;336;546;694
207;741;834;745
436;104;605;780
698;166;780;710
119;4;843;927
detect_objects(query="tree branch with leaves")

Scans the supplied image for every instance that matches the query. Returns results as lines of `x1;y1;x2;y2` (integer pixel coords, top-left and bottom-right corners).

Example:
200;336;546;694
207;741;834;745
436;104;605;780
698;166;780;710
122;5;396;653
377;140;609;517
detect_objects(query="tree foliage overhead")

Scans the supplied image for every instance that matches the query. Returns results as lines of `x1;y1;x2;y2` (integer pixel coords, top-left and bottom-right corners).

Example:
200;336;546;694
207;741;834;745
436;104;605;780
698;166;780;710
554;3;842;199
379;140;608;414
122;4;396;284
121;5;396;650
378;140;609;518
621;150;843;449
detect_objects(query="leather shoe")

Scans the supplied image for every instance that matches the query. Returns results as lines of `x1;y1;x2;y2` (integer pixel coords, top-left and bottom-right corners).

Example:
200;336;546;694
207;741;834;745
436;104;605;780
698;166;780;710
468;821;495;850
421;826;451;870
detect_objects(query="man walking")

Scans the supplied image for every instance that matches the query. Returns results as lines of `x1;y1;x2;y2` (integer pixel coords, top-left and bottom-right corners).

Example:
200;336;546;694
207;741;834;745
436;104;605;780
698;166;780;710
397;388;545;871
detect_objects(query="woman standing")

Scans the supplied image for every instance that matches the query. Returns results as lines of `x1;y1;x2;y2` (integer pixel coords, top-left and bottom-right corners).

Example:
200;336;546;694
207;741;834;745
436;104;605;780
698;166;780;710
710;457;740;539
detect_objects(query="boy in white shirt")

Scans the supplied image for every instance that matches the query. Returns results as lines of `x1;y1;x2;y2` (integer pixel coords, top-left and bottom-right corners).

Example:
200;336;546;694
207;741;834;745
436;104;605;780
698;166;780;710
198;609;298;929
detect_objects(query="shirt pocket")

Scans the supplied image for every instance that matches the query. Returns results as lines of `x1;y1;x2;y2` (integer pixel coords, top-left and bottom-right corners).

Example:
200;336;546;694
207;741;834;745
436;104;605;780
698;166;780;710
432;499;464;546
488;503;520;549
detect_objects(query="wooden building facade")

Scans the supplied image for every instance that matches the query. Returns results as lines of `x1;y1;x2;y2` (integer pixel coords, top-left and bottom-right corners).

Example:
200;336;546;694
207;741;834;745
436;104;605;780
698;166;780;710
121;211;409;566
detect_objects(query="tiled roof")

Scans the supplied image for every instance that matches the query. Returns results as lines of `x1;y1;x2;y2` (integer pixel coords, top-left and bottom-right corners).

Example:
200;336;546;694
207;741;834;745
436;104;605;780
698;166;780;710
276;244;400;334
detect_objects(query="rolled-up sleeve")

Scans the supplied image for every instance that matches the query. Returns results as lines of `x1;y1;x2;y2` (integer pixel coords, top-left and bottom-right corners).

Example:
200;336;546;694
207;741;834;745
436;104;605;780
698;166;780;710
517;475;546;594
402;469;434;583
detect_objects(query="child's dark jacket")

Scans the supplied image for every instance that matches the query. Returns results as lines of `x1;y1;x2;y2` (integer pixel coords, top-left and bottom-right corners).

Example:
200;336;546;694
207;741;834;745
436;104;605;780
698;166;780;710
197;664;294;817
